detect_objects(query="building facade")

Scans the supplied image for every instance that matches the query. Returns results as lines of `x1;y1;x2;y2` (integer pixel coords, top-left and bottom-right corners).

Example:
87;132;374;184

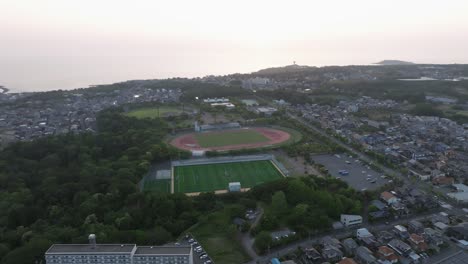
45;235;193;264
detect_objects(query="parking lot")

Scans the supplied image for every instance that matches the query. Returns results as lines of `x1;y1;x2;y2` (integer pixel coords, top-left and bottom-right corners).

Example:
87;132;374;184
312;154;390;191
177;234;213;264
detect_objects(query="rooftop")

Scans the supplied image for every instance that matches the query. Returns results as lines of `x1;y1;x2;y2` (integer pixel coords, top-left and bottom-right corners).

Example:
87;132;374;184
46;244;136;254
134;246;191;255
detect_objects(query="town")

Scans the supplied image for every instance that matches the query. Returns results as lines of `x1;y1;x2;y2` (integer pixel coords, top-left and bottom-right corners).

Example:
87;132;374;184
2;64;468;264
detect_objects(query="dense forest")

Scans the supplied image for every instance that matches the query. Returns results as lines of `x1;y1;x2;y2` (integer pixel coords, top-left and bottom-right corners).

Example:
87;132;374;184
0;108;193;263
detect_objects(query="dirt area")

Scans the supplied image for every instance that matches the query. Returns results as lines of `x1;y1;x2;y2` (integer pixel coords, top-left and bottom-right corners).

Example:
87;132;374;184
272;150;321;177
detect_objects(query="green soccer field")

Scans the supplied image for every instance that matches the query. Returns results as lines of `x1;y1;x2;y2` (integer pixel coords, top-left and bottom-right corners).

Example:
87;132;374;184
125;106;183;119
194;130;269;148
174;160;284;193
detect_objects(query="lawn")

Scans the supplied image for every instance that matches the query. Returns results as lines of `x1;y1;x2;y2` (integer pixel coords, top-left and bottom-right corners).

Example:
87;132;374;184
174;160;284;193
194;130;269;148
188;208;251;264
125;106;183;118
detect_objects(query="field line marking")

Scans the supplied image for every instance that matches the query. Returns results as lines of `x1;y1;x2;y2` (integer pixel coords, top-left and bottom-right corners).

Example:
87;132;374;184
270;160;286;178
171;166;175;194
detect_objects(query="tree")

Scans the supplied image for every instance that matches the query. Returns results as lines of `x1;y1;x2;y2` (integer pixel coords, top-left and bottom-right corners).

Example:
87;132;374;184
271;191;288;217
254;231;273;253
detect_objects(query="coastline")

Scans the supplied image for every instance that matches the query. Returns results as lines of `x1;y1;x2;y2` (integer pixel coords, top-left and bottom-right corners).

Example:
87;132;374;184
0;86;10;94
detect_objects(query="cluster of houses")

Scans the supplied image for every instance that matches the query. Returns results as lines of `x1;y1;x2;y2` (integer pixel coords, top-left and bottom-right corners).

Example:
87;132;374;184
295;97;468;202
0;86;181;147
371;188;439;220
295;215;467;264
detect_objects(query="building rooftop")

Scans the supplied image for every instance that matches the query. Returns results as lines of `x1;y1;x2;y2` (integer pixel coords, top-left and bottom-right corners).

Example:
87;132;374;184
381;191;396;200
46;244;136;254
134;246;191;255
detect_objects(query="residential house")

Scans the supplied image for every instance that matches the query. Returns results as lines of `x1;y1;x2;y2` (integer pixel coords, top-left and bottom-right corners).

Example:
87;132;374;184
357;228;374;239
387;239;412;257
355;246;378;264
408;220;424;234
433;222;449;232
376;246;398;263
377;231;395;245
408;233;428;252
422;228;444;248
391;202;408;216
304;247;322;262
321;236;343;250
321;245;343;263
381;192;398;205
360;236;379;250
393;225;410;240
342;238;358;256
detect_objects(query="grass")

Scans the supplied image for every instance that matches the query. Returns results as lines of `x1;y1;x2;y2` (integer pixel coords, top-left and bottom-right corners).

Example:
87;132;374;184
174;160;284;193
142;179;171;193
126;106;183;118
188;208;251;264
194;130;269;148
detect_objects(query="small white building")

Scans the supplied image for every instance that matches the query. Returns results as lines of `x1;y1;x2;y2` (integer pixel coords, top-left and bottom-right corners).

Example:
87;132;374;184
228;182;241;192
340;214;363;227
255;107;277;116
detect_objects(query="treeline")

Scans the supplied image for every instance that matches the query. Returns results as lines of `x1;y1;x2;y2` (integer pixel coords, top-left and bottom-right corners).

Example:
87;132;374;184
0;108;192;263
319;80;468;103
251;176;362;253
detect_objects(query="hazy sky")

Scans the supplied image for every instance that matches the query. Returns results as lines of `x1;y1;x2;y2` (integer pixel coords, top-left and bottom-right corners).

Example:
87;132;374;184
1;0;468;91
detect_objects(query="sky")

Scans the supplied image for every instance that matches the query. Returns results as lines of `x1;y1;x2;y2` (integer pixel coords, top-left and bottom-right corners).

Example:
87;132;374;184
1;0;468;92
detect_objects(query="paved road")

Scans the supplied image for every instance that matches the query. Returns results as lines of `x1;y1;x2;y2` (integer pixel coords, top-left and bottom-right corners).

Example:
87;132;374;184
240;207;264;260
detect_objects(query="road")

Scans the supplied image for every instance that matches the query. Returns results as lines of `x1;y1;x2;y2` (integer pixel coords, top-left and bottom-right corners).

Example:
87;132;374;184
240;207;264;260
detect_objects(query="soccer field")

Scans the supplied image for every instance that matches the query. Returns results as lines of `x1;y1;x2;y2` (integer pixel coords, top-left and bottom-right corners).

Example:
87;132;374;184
194;130;269;148
174;160;284;193
125;106;183;118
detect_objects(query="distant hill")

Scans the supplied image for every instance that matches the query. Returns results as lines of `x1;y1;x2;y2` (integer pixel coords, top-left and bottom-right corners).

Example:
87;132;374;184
374;60;415;65
255;64;315;74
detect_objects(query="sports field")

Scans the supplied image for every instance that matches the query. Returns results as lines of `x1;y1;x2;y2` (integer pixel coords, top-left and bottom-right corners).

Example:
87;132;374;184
126;106;183;118
194;130;269;148
174;160;284;193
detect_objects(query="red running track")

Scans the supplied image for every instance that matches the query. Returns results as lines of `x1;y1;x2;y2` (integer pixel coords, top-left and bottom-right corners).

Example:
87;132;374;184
170;127;291;151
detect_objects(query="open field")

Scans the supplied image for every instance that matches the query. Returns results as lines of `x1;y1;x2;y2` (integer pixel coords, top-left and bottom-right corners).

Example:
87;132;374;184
174;160;284;193
125;106;184;118
170;127;300;151
195;129;269;147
